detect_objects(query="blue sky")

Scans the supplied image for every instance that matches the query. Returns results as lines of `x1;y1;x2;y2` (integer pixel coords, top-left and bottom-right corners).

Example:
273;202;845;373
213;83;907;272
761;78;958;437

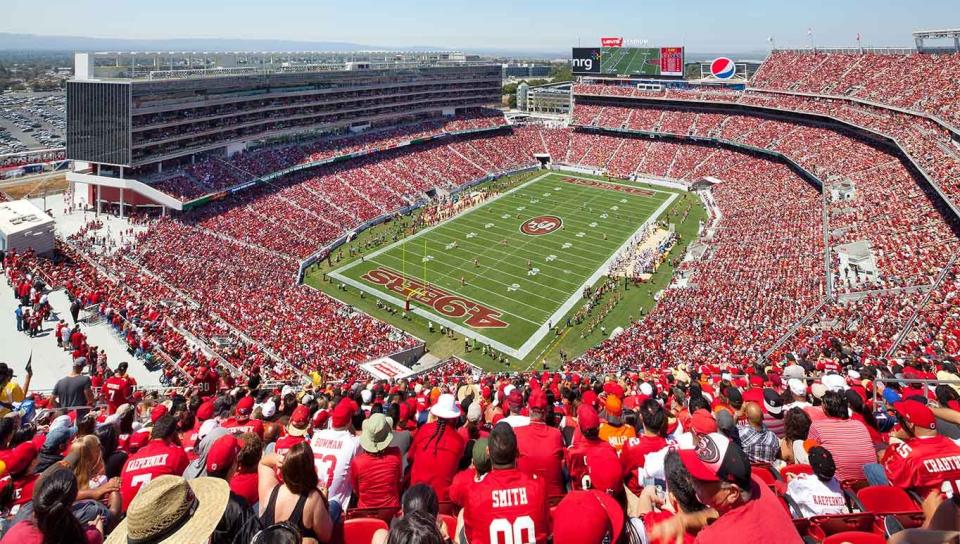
2;0;958;52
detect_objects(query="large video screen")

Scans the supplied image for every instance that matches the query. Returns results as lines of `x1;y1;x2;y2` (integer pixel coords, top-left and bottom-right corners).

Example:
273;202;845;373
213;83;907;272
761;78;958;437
573;46;684;77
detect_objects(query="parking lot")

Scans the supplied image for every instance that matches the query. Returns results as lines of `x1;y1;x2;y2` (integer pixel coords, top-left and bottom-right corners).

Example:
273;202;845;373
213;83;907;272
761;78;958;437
0;90;65;155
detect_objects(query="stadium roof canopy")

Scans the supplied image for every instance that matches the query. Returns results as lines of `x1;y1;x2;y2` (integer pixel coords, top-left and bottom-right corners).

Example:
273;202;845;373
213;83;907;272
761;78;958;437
913;29;960;51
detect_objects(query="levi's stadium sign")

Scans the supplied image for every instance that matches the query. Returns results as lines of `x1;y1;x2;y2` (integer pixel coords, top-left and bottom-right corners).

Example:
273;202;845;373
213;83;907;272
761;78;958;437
601;37;624;47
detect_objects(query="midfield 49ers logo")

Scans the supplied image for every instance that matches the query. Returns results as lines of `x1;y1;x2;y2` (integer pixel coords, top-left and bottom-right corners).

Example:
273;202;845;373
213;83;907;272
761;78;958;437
520;215;562;236
362;267;508;328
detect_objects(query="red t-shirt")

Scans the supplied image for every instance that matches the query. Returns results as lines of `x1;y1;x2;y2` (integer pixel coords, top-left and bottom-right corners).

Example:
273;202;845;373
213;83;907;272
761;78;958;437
229;470;259;506
620;434;668;495
881;435;960;496
448;467;482;506
513;421;565;498
450;467;550;544
104;376;134;414
565;438;623;495
408;421;465;501
693;478;802;544
120;439;190;512
12;473;39;509
644;510;696;544
222;418;264;439
349;448;403;509
195;370;219;397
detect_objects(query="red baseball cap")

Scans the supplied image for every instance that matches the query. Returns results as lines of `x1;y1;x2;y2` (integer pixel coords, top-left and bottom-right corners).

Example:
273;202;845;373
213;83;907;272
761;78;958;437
313;409;330;429
552;490;624;544
196;400;215;422
206;434;239;473
236;396;254;417
5;442;37;475
893;400;936;431
603;382;625;399
507;389;524;409
689;409;718;435
150;404;168;423
331;399;354;428
582;390;598;408
287;405;311;437
680;432;751;490
578;404;601;432
528;389;548;410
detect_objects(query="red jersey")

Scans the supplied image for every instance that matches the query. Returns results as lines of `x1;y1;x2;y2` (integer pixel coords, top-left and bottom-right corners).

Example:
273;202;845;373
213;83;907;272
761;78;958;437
881;435;960;496
565;438;623;495
513;421;565;498
620;435;668;495
349;448;403;509
120;439;190;512
104;375;135;414
229;469;259;506
450;467;550;544
195;369;219;397
408;421;465;501
11;473;39;510
222;418;264;439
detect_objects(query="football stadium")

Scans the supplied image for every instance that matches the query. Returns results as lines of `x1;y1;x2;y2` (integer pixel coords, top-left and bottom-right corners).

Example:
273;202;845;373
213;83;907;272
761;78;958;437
2;5;960;542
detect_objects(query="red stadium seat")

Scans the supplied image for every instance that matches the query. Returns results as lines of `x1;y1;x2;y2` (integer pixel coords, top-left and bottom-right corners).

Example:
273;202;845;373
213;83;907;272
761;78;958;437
822;531;886;544
343;518;388;544
751;463;781;484
809;513;878;537
856;486;920;514
344;507;399;524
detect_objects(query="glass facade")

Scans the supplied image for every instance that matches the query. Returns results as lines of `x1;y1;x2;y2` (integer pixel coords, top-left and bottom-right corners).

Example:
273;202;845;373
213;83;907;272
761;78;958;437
67;81;131;166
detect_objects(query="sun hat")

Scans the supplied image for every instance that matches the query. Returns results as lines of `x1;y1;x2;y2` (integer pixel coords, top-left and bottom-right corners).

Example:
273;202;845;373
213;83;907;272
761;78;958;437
360;413;394;453
430;394;461;420
106;475;229;544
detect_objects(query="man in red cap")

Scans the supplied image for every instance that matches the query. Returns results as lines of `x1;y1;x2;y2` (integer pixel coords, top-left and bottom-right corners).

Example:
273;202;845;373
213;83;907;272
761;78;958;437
222;396;264;438
872;400;960;496
451;423;550;544
309;398;360;511
565;404;623;497
552;489;624;544
127;403;168;453
513;388;565;499
119;414;189;512
677;432;801;543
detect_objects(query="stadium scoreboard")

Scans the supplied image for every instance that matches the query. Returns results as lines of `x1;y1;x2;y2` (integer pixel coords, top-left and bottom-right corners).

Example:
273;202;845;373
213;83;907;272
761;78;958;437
572;45;684;77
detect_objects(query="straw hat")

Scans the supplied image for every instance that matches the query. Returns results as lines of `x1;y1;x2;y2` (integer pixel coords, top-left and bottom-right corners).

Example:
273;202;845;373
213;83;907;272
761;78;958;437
106;475;229;544
360;413;394;453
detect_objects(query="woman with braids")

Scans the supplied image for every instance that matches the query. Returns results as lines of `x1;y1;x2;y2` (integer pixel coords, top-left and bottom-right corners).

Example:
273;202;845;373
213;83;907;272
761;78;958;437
1;468;104;544
408;394;465;502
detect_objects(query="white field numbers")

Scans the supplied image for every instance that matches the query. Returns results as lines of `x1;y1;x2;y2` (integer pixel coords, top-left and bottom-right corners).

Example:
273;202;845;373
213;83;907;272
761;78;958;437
489;515;536;544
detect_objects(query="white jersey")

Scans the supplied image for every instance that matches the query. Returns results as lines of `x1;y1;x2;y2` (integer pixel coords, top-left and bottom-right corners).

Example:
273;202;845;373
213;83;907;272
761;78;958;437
639;432;695;482
309;428;360;510
786;474;848;517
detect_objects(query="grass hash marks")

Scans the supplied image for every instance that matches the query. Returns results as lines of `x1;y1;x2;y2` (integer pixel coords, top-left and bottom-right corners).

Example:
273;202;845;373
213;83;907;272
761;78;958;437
330;172;673;358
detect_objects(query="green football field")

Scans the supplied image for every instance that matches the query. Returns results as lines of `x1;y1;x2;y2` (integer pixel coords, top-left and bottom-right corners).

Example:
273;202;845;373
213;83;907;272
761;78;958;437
329;172;677;359
601;47;660;75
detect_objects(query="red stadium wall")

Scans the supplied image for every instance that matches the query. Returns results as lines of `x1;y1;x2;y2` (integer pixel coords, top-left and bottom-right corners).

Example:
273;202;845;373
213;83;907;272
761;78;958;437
88;185;164;207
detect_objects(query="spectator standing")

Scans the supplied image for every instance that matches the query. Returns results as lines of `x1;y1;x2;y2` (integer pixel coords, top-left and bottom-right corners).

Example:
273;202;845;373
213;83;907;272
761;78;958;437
309;398;360;511
513;389;565;500
350;413;403;511
0;362;30;418
807;391;876;482
621;399;668;497
598;394;635;453
103;362;135;415
51;359;94;413
451;423;550;544
408;394;465;502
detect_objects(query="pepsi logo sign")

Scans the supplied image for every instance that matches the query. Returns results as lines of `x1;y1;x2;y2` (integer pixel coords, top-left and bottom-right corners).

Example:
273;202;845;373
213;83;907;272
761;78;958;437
710;57;736;80
520;215;562;236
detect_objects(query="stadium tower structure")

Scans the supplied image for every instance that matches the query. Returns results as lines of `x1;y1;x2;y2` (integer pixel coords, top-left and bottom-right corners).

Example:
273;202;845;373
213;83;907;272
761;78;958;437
66;51;501;215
